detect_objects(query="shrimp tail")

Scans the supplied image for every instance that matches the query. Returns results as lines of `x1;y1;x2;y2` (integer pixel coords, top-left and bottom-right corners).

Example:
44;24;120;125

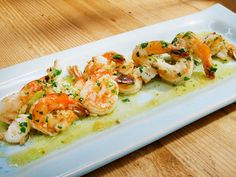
196;43;215;79
227;43;236;60
73;104;90;117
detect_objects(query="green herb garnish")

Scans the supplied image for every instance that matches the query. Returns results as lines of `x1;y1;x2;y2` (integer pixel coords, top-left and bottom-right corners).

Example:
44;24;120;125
96;81;101;87
111;89;117;94
51;80;57;87
19;122;28;133
209;66;217;73
160;40;168;48
122;98;130;102
184;77;190;81
194;59;200;66
108;81;114;88
113;54;122;59
27;114;32;120
19;122;27;127
139;66;143;73
53;69;62;77
141;42;148;48
46;116;49;123
20;127;26;133
172;37;178;44
183;31;192;39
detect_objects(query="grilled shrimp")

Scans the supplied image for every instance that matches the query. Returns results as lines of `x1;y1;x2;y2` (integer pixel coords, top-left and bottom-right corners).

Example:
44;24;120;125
80;74;119;115
115;70;143;95
132;41;192;83
172;31;215;79
83;56;115;80
0;77;45;124
102;52;142;95
0;61;63;124
1;114;31;144
103;51;134;75
202;32;236;61
30;93;89;136
151;54;194;84
132;41;177;66
83;52;134;81
68;65;119;115
132;41;180;83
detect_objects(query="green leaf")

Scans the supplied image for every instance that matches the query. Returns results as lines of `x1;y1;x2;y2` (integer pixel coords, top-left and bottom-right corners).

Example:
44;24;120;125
141;42;148;48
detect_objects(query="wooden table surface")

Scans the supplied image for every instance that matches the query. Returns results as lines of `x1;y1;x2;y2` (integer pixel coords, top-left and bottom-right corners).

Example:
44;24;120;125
1;0;236;176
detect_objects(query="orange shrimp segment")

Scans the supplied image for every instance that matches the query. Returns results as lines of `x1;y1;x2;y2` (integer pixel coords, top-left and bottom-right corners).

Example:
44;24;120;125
132;41;176;67
103;51;126;63
193;42;214;79
172;31;215;79
80;74;119;115
103;51;134;75
30;93;89;136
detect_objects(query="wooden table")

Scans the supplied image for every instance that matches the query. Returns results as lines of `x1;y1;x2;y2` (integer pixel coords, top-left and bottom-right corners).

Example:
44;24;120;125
1;0;236;176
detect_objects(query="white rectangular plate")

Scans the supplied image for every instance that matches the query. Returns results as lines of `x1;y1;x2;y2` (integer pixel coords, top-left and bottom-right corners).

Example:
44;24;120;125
1;4;236;177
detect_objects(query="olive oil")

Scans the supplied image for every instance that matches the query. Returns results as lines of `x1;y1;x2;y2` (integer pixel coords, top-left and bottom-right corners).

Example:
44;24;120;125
1;62;236;166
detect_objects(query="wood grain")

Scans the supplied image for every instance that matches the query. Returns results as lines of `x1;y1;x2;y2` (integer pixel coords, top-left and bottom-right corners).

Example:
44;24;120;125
0;0;236;177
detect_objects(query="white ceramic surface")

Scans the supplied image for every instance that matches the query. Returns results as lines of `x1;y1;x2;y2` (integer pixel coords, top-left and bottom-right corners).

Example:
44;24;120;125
0;4;236;177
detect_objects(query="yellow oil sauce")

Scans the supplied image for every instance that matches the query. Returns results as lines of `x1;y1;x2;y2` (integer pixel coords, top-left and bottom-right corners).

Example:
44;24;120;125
1;62;236;166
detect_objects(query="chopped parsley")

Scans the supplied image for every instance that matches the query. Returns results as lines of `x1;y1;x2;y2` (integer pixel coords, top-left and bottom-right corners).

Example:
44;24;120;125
20;127;26;133
51;80;57;87
79;97;84;102
186;57;191;61
19;122;28;133
27;114;32;120
139;66;143;73
209;66;217;73
136;52;140;57
184;77;190;81
53;69;62;77
194;59;200;66
177;73;182;77
116;120;120;124
57;125;62;129
19;122;27;127
183;31;192;39
141;42;148;48
214;36;219;41
36;80;41;83
108;81;114;88
122;98;130;102
160;40;168;48
113;54;122;59
122;65;126;69
39;111;43;115
46;116;49;123
111;89;117;94
172;37;178;44
172;48;187;55
96;81;101;87
72;93;79;98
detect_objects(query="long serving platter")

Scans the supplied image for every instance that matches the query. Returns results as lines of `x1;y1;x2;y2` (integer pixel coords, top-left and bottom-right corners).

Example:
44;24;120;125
0;4;236;177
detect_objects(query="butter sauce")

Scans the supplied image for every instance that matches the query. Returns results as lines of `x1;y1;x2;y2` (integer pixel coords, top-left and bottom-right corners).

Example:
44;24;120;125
1;61;236;166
